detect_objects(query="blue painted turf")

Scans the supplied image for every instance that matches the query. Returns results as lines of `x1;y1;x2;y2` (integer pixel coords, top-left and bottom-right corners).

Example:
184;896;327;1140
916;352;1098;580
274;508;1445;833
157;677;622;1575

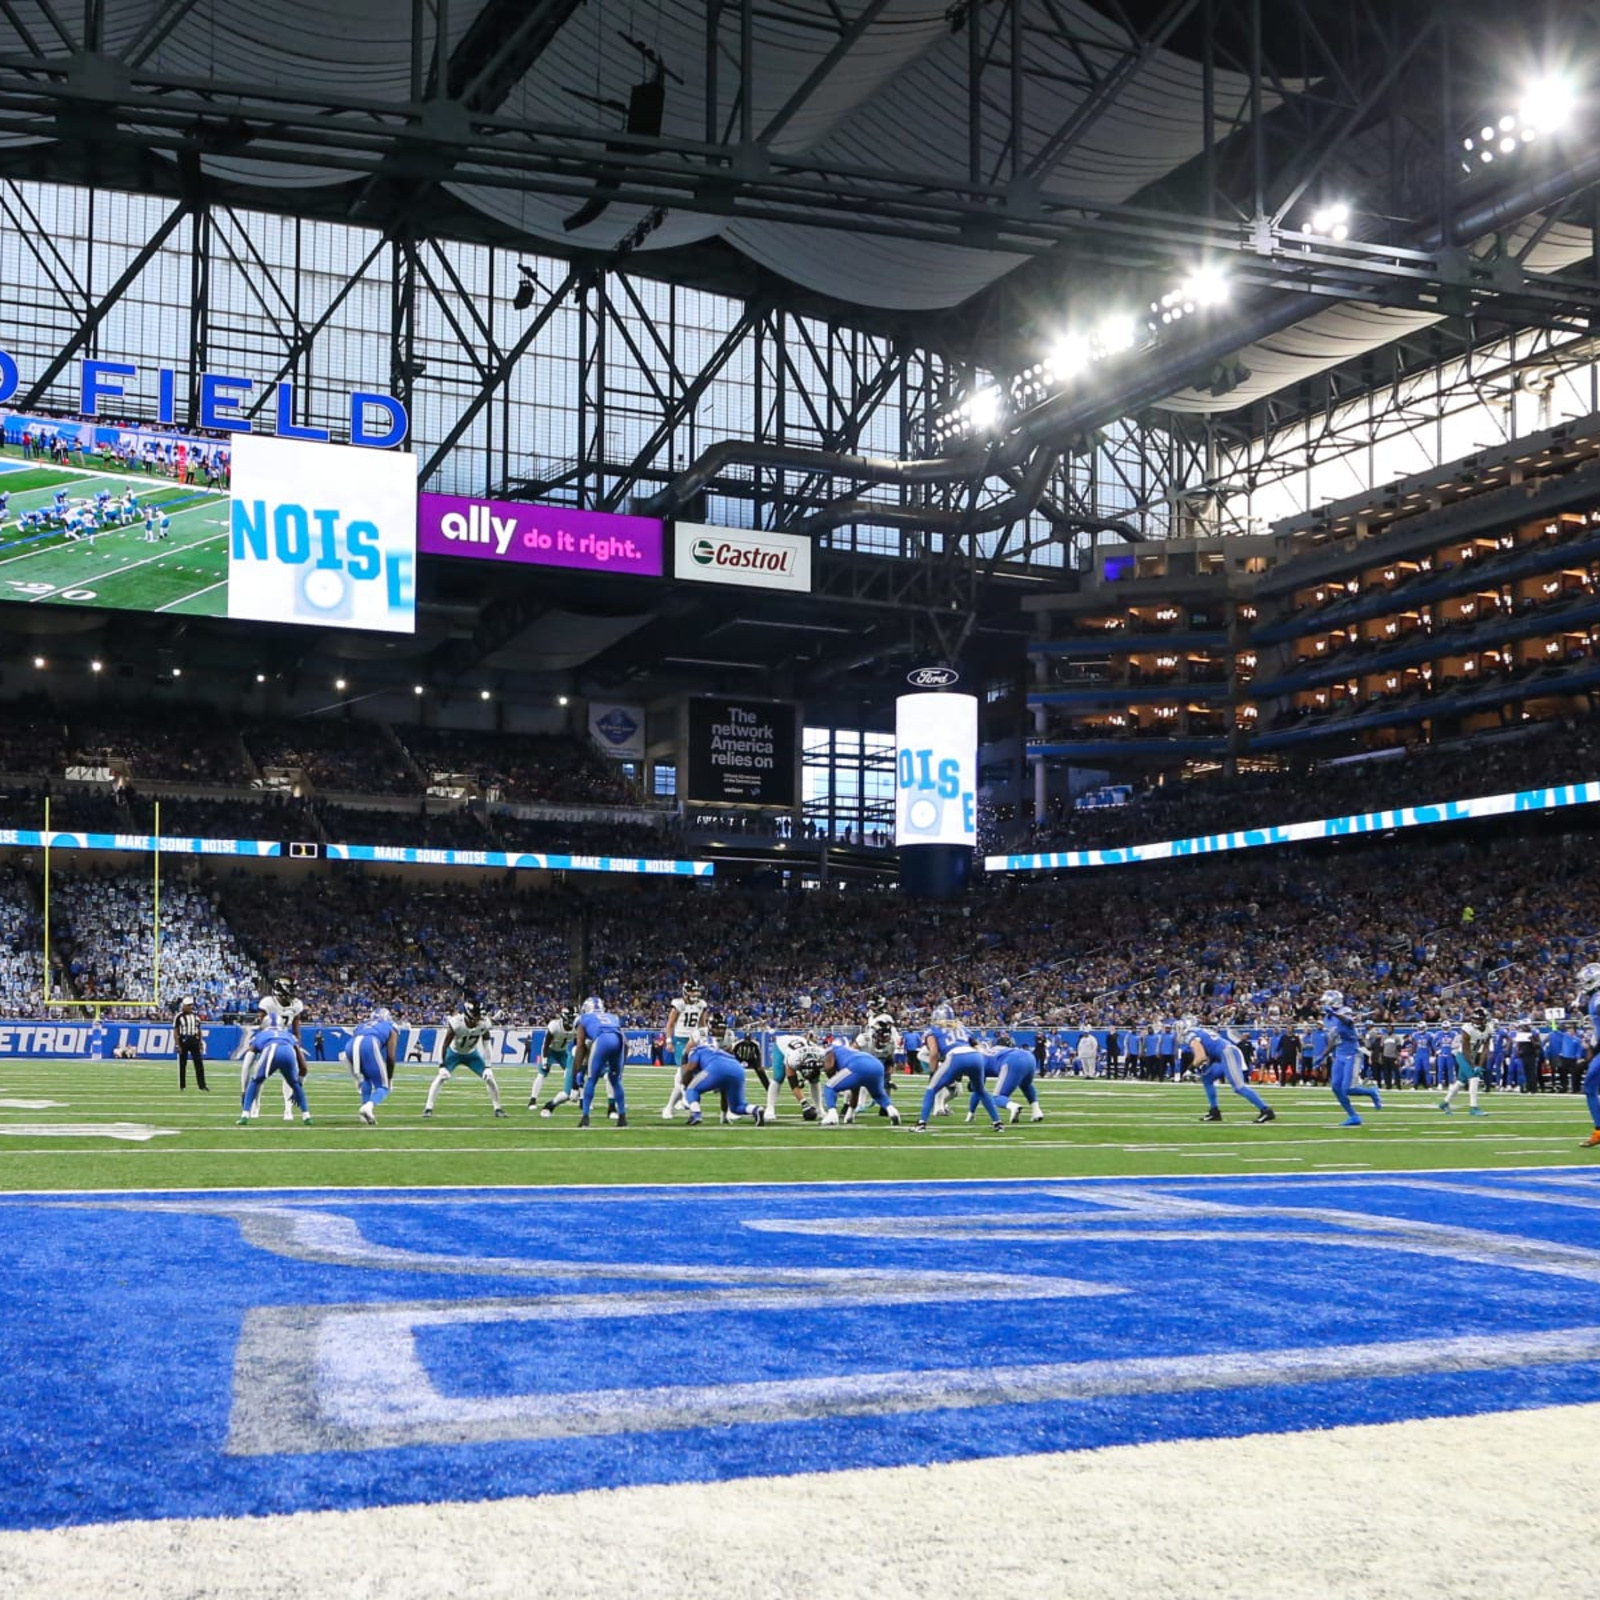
2;1170;1599;1530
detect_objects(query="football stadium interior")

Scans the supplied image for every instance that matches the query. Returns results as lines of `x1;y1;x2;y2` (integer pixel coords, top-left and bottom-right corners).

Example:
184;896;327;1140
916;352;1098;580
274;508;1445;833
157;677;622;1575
4;3;1600;1596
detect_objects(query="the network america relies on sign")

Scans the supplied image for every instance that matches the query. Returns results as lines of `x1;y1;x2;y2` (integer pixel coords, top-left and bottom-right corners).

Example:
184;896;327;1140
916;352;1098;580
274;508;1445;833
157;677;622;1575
673;523;812;592
685;697;798;807
895;692;977;847
986;780;1600;873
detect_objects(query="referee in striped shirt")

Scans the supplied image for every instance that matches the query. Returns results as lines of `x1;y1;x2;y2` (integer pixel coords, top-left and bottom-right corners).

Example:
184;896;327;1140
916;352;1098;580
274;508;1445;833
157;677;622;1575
174;998;208;1091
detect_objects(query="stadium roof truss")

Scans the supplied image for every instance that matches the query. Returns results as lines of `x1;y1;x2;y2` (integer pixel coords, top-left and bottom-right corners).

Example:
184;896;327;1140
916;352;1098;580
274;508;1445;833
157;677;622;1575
2;3;1600;688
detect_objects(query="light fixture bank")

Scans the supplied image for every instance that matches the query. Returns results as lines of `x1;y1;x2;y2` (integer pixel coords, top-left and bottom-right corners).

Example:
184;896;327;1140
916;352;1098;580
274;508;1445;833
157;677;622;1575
0;354;408;450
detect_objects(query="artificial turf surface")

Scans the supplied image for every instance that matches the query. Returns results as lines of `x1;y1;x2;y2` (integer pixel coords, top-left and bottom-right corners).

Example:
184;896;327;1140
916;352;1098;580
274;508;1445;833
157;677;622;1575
0;457;229;616
1;1054;1594;1191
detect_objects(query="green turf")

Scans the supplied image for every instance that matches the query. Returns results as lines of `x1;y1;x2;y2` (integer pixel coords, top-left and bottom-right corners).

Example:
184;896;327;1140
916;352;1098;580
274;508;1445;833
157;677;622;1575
0;460;228;616
1;1056;1594;1192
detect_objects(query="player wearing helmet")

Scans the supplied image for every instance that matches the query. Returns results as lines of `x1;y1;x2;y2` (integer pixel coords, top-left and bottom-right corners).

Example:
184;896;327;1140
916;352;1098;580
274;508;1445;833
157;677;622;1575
531;1004;580;1113
1322;988;1380;1127
423;1000;506;1119
662;979;710;1117
349;1008;399;1126
770;1032;827;1119
572;995;628;1128
242;975;306;1121
1183;1018;1275;1126
1576;963;1600;1149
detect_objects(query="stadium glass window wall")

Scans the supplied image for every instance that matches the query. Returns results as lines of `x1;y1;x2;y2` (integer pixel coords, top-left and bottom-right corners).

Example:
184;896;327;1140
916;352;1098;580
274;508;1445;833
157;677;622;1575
802;727;894;844
0;179;1169;557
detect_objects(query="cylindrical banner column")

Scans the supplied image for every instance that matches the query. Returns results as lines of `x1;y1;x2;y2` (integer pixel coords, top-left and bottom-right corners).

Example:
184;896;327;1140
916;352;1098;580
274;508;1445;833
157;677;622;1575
895;691;977;900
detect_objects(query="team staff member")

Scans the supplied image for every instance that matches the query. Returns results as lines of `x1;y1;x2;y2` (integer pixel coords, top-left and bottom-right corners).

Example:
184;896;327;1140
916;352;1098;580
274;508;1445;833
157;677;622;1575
173;997;207;1091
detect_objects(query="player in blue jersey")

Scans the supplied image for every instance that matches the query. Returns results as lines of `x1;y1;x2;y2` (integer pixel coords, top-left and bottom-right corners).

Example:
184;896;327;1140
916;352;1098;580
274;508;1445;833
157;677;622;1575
913;1033;1000;1133
1186;1020;1275;1124
236;1025;309;1124
922;1002;970;1118
990;1033;1044;1125
423;1000;506;1118
1576;963;1600;1149
680;1033;765;1128
818;1038;901;1126
349;1008;398;1126
573;994;628;1128
1323;989;1381;1126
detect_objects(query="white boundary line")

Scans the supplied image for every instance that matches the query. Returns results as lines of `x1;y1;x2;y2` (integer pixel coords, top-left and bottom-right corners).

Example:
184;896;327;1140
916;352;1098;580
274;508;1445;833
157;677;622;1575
0;1160;1594;1200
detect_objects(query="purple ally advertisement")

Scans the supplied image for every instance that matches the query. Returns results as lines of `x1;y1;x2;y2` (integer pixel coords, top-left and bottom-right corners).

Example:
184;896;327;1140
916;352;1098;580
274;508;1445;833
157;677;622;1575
418;492;663;577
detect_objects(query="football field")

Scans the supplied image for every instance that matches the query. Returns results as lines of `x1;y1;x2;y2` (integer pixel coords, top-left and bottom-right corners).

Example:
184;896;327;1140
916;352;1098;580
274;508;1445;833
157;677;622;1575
2;1062;1597;1599
0;456;229;616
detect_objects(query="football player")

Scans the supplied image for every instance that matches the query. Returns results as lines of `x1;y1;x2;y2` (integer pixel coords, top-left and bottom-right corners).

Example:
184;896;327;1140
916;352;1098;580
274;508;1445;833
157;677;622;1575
241;977;304;1121
236;1022;310;1125
1575;963;1600;1149
661;979;709;1117
531;1004;579;1112
990;1032;1046;1125
771;1031;826;1120
423;1000;506;1118
681;1030;766;1128
350;1008;398;1126
913;1025;1000;1133
1323;989;1381;1127
1184;1018;1275;1125
818;1036;900;1127
573;995;628;1129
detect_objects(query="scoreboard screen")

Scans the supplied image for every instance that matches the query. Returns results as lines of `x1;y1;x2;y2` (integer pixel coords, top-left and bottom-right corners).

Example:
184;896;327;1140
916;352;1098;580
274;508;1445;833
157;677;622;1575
0;431;416;634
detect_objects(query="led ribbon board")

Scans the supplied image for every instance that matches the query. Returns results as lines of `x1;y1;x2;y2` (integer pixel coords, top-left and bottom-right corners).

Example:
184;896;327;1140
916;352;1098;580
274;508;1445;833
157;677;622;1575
985;781;1600;873
0;830;283;856
895;692;977;847
324;844;713;875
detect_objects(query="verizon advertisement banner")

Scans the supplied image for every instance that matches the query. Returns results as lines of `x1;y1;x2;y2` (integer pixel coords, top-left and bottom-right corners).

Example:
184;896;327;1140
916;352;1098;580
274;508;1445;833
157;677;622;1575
673;523;811;592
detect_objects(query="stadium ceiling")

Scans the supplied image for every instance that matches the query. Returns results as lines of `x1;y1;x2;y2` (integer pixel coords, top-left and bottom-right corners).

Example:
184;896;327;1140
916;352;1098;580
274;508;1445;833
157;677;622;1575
5;1;1600;705
1;4;1598;405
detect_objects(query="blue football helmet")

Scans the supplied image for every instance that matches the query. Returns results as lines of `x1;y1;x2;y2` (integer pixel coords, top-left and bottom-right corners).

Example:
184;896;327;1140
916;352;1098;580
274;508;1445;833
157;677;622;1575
581;995;604;1014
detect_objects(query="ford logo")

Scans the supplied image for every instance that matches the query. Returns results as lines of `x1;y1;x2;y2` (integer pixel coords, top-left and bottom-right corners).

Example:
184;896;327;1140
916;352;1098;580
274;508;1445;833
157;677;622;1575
906;666;960;688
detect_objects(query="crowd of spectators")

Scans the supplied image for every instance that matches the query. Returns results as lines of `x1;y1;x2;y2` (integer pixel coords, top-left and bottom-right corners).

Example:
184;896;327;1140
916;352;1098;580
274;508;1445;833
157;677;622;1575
319;803;490;851
1031;719;1600;852
395;726;641;807
45;871;261;1018
67;709;251;786
243;718;419;796
0;866;46;1014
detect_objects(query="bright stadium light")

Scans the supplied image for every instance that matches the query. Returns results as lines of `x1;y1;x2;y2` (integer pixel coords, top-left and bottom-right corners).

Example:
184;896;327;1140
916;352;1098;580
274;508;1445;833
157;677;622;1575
1463;75;1577;169
966;385;1003;434
413;683;425;695
1043;333;1091;381
557;694;570;706
334;677;347;691
1092;313;1139;356
480;688;492;701
32;656;45;669
171;666;182;678
1307;201;1351;240
255;673;266;684
89;659;102;673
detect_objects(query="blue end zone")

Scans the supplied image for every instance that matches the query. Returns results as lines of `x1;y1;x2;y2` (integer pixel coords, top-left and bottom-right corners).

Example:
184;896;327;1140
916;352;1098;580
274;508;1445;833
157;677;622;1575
3;1169;1600;1530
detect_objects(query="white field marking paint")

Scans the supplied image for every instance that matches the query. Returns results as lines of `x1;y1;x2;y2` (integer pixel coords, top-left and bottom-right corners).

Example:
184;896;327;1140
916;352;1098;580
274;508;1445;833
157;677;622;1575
5;1403;1597;1600
154;579;225;612
9;1161;1600;1202
227;1318;1600;1456
0;1123;177;1141
0;1099;65;1109
25;531;225;599
79;1204;1119;1303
